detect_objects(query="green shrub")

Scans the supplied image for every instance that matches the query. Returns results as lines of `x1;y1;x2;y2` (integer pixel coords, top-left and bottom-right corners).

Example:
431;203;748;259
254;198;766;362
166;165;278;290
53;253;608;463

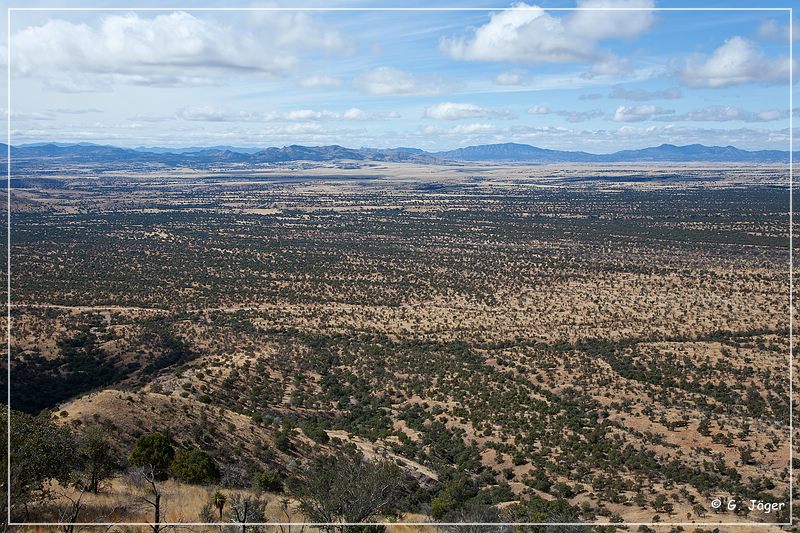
252;470;284;493
171;449;220;485
429;477;477;519
276;431;292;452
430;492;457;519
129;432;175;481
302;424;329;444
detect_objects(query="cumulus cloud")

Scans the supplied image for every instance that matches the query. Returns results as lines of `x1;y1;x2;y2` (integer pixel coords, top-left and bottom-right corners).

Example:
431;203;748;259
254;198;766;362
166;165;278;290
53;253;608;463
654;106;788;123
352;66;446;96
284;109;337;121
298;74;342;88
48;108;103;115
557;109;604;123
495;70;527;85
582;55;633;77
678;36;794;88
450;123;498;135
12;11;349;90
342;108;369;120
441;4;588;63
10;111;56;121
568;0;655;40
756;19;800;42
441;0;653;65
175;106;392;123
612;104;673;122
129;113;174;123
241;10;350;52
528;105;552;114
609;85;682;101
424;102;514;120
610;104;787;123
177;107;262;122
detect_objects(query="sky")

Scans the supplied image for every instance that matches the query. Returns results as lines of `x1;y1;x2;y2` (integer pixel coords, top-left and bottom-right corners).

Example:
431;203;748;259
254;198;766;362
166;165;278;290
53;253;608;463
2;0;798;152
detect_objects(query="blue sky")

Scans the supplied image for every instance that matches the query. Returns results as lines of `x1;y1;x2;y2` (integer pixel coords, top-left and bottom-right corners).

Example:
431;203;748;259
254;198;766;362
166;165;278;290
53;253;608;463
3;0;797;152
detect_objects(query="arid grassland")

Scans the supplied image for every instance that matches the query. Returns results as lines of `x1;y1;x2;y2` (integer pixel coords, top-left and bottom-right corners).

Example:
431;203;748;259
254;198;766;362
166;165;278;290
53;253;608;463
4;161;795;531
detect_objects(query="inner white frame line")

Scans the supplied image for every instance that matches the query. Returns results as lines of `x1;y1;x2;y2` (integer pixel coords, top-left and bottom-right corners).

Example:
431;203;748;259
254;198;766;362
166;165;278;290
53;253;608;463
4;5;794;528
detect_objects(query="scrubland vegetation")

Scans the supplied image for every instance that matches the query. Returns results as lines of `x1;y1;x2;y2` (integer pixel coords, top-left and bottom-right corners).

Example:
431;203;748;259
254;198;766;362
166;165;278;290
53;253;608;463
3;162;794;531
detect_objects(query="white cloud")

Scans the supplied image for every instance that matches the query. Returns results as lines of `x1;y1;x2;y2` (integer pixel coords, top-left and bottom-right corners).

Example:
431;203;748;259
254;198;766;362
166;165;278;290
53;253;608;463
10;111;56;121
678;36;793;88
756;19;800;43
756;109;788;121
129;113;174;123
558;109;604;123
241;10;350;53
425;103;484;120
342;108;369;121
48;108;103;115
441;4;589;64
440;0;653;65
175;106;389;123
568;0;655;40
285;109;337;121
424;102;513;120
12;11;349;90
609;85;681;101
451;123;498;134
283;123;325;135
582;54;633;78
654;106;788;123
352;66;446;96
528;105;552;115
612;104;673;122
495;70;527;85
177;106;263;122
299;74;342;88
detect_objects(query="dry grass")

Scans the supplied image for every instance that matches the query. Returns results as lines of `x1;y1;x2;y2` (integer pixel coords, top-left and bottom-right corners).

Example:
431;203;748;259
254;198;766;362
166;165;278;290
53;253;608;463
12;478;443;533
17;477;312;531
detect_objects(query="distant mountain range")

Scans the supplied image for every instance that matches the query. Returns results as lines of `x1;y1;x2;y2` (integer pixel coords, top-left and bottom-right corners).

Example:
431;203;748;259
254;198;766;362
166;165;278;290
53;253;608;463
434;142;794;163
3;142;796;166
132;145;265;155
